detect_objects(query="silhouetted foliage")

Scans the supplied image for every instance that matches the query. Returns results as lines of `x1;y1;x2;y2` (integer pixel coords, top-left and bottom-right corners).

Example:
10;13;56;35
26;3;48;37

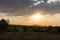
57;27;60;32
0;19;60;33
0;19;9;31
7;25;60;33
47;26;52;32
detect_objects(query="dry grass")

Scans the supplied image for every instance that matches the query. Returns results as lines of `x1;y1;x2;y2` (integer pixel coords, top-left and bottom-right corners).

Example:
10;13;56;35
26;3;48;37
0;32;60;40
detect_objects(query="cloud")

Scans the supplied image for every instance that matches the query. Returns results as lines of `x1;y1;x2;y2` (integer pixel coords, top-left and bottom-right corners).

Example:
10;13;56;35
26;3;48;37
0;0;60;16
39;1;60;15
0;0;43;15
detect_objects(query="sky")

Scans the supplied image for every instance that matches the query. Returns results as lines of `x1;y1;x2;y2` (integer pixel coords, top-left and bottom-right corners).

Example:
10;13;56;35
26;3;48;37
0;0;60;26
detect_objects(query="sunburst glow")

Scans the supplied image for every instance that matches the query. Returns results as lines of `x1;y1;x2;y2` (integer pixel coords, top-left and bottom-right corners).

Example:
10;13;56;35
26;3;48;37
31;13;42;20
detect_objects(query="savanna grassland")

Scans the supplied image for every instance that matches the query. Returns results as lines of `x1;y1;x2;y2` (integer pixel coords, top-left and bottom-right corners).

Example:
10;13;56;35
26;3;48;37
0;32;60;40
0;19;60;40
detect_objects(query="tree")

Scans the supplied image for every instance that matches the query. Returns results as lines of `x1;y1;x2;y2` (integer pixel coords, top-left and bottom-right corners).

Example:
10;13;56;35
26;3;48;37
46;26;52;32
0;19;9;31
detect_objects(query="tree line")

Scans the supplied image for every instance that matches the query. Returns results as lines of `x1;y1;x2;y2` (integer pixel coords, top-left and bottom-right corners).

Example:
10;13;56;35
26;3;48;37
0;19;60;33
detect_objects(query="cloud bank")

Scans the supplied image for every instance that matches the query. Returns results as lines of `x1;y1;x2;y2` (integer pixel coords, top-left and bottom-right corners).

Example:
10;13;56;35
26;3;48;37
0;0;60;16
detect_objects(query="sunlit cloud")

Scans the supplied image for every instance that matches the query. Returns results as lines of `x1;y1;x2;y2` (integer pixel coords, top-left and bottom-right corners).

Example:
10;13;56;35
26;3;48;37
33;1;41;6
0;0;60;16
31;13;43;20
33;0;38;1
29;0;44;8
47;0;60;3
0;13;60;26
0;0;60;26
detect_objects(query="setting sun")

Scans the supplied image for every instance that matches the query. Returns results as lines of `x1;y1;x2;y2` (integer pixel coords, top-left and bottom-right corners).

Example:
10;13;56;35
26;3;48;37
31;13;42;20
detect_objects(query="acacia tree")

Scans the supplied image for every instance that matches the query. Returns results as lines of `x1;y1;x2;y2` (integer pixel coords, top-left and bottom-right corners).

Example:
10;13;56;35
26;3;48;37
0;19;9;31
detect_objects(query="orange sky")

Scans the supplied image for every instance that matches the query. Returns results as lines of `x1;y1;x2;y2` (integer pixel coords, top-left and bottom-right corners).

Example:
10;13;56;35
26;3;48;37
0;13;60;26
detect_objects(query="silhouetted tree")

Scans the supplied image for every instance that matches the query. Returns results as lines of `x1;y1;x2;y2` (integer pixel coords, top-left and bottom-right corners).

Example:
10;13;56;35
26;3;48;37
47;26;52;32
21;26;27;32
57;27;60;32
0;19;9;31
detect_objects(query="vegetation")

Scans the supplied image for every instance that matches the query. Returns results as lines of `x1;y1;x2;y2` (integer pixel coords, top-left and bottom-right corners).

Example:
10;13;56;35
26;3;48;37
0;19;60;33
0;19;9;31
0;19;60;40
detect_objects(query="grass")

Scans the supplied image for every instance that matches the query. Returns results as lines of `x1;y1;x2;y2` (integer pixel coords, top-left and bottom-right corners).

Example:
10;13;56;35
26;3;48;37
0;32;60;40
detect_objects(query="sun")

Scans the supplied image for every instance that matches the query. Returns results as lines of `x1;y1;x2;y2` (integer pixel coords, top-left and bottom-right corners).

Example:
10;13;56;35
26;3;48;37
31;13;42;20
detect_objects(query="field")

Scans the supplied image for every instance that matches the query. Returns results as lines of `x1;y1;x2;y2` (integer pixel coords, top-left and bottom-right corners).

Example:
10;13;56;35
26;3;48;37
0;19;60;40
0;32;60;40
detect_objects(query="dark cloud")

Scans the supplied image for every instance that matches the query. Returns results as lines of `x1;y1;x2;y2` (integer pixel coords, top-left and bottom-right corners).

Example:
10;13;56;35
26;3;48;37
43;0;48;3
0;0;33;15
38;2;60;15
0;0;60;16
